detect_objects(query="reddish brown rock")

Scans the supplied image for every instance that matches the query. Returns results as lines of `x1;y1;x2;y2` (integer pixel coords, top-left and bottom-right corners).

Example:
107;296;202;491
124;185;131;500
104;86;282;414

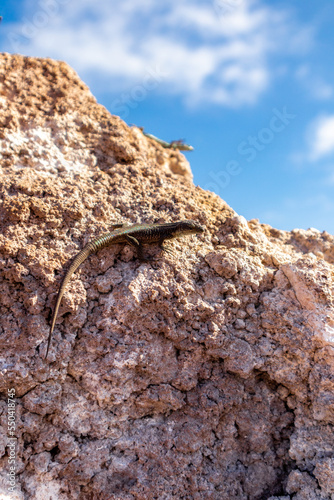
0;53;334;499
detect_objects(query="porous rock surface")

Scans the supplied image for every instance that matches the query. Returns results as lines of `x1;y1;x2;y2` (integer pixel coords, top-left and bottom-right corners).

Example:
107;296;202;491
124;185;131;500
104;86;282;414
0;53;334;500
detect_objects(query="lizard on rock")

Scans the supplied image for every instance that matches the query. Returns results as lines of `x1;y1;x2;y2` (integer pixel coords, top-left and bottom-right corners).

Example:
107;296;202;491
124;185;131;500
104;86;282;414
45;220;204;359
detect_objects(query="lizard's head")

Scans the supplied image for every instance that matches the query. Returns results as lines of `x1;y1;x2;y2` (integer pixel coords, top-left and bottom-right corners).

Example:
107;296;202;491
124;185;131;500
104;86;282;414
175;220;205;236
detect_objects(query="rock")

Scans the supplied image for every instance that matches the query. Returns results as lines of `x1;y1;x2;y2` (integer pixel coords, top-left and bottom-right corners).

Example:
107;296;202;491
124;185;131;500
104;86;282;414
0;53;334;499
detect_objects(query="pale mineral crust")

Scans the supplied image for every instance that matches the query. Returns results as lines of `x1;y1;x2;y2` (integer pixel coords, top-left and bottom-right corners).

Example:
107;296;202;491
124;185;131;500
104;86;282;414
0;53;334;500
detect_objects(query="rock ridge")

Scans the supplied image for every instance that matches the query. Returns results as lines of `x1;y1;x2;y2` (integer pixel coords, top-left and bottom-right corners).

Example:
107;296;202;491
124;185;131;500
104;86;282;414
0;53;334;500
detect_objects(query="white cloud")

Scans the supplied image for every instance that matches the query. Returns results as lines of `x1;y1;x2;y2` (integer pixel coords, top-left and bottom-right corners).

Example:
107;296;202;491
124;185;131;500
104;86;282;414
307;115;334;161
3;0;313;107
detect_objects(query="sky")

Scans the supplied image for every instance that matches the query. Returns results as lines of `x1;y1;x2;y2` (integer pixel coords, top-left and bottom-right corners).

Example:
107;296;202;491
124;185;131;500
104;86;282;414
1;0;334;233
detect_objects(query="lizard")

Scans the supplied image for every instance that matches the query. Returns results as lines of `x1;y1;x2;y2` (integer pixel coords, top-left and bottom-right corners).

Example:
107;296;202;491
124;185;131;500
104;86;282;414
137;127;194;151
144;133;194;151
45;220;204;359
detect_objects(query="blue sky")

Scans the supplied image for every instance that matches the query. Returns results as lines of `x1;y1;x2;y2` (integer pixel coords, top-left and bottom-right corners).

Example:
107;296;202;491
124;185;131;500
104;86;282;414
1;0;334;233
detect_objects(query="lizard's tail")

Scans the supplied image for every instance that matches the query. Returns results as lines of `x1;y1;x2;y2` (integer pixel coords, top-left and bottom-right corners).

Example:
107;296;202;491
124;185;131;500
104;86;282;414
45;242;97;359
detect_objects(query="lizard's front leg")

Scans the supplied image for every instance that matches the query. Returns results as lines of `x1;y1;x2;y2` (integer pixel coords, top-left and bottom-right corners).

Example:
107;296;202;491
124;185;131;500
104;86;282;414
158;238;174;257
